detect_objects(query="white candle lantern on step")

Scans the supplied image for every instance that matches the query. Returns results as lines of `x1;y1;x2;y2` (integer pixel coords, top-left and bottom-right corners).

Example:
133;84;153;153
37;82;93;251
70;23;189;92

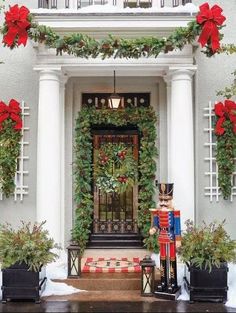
67;244;81;278
140;255;155;296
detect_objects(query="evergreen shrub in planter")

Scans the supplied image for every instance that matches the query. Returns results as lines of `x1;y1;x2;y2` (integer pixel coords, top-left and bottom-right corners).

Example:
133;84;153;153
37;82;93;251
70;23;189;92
178;220;236;303
0;221;59;303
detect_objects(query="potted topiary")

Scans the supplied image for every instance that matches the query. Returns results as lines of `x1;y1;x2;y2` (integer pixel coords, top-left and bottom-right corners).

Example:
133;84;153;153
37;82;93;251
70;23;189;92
0;221;59;303
178;220;236;303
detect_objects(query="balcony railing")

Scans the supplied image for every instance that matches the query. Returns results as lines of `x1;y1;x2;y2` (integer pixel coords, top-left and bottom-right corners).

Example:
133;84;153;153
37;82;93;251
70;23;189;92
38;0;192;10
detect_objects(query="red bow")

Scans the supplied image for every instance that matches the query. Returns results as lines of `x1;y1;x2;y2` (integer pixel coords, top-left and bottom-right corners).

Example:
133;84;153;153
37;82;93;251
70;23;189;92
196;2;226;52
3;4;30;48
0;99;22;131
214;100;236;135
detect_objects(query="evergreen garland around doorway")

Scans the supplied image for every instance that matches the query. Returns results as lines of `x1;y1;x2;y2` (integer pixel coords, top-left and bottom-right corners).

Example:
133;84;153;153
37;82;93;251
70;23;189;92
72;106;158;253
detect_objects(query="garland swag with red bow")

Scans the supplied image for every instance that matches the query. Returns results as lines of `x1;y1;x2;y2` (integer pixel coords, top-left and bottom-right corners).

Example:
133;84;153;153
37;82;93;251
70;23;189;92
196;3;226;53
214;100;236;199
0;99;22;197
1;3;227;58
2;4;31;49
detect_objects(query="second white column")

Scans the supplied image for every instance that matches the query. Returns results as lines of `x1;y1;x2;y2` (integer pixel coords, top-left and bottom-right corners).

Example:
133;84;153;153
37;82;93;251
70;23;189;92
168;69;195;224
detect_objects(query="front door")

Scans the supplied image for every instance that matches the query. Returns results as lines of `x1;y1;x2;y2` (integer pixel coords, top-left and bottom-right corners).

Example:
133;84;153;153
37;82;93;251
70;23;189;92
92;130;139;234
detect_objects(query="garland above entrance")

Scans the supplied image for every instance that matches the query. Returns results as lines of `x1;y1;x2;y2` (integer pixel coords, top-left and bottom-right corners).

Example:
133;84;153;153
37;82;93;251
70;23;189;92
73;106;158;252
0;3;228;58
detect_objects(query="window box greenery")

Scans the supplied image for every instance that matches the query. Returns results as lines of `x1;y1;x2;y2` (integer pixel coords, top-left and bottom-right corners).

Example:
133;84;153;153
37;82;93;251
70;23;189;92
178;220;236;303
0;221;59;303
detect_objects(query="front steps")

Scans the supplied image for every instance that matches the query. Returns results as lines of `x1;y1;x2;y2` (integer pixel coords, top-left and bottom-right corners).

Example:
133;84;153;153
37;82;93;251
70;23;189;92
53;249;155;292
55;272;141;291
87;233;144;248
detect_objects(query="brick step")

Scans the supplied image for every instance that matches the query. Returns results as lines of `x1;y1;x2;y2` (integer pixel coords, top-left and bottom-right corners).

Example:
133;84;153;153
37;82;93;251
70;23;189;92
80;272;140;279
54;271;160;291
54;277;141;291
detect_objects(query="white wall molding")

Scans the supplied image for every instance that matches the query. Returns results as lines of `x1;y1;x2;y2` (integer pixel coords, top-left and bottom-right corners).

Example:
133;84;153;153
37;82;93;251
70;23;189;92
32;13;195;37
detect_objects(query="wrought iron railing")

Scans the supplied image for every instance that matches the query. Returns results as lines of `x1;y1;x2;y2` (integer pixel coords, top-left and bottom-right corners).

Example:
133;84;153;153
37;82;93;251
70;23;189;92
38;0;192;9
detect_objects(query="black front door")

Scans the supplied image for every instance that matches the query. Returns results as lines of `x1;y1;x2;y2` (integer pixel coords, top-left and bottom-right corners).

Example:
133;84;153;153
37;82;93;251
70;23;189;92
92;130;139;234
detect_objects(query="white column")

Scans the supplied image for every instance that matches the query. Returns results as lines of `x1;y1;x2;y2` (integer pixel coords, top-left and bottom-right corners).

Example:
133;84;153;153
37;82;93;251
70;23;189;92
60;76;68;248
152;0;161;9
37;69;62;245
70;0;78;9
164;76;171;177
168;69;195;224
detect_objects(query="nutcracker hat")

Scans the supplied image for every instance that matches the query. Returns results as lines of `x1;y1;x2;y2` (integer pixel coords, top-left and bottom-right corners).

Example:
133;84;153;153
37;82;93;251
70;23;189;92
158;183;174;200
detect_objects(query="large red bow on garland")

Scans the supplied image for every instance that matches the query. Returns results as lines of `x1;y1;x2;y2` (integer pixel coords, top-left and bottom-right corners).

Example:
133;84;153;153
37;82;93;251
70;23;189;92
3;4;31;48
196;2;226;52
0;99;22;131
214;100;236;135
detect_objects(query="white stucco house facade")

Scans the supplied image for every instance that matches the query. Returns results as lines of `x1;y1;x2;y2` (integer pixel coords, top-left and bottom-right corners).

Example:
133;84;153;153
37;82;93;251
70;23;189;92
0;0;236;248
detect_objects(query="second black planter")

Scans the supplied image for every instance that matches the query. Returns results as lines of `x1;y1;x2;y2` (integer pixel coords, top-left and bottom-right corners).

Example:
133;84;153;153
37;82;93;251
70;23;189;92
184;262;228;303
1;262;47;304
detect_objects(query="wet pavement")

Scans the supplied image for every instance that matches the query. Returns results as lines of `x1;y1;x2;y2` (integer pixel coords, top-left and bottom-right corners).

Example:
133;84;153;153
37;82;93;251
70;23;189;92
0;300;236;312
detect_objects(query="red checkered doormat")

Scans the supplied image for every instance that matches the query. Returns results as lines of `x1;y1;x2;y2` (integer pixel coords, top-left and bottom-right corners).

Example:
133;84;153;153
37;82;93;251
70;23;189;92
82;257;141;273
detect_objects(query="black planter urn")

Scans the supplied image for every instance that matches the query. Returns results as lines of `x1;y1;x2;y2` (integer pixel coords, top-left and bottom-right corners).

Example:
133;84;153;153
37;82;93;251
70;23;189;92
1;262;47;304
184;262;228;303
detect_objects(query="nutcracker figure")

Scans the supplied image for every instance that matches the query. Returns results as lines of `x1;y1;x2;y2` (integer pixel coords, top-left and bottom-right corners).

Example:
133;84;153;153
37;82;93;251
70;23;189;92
149;183;181;297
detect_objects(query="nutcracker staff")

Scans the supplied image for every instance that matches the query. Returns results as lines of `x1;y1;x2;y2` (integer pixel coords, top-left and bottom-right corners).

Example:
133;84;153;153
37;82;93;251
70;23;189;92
149;183;181;296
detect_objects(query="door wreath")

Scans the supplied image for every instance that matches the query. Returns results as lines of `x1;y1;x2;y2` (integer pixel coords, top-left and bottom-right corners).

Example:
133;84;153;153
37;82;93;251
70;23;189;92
94;142;138;194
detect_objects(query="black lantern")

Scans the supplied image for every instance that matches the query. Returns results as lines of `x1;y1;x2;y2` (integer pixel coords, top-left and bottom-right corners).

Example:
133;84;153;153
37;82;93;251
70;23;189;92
67;244;81;278
108;70;122;109
140;255;155;296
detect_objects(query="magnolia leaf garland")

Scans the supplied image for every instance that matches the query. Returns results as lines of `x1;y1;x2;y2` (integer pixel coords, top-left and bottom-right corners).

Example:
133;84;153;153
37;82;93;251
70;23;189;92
1;3;228;58
0;99;22;197
73;107;158;252
95;142;138;194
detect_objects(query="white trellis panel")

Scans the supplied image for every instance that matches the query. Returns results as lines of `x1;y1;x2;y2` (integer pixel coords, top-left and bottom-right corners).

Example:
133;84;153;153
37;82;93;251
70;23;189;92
0;101;29;201
204;101;236;202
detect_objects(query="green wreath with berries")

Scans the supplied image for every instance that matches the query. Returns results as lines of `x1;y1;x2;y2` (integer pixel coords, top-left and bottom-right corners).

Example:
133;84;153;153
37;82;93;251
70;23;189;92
94;142;138;194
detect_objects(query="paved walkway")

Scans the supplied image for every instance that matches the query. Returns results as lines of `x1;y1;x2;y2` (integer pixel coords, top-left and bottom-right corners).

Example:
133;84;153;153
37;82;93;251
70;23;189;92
0;300;235;312
0;291;236;313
